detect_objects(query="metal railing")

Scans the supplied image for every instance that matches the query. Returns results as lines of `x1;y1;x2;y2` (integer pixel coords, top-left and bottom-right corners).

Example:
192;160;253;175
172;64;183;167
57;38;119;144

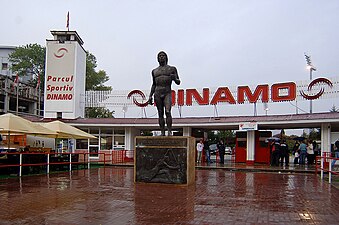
111;150;134;164
315;152;339;184
0;152;108;177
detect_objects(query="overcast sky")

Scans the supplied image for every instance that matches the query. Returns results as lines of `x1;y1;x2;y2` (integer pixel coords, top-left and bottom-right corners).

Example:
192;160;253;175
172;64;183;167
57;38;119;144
2;0;339;118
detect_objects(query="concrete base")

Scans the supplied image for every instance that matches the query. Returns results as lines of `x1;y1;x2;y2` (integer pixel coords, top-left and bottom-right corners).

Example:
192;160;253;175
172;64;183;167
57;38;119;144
134;136;195;186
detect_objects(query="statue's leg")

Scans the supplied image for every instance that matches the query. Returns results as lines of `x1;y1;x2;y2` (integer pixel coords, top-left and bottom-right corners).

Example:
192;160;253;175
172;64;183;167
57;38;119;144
164;94;172;136
166;114;172;136
155;95;165;136
159;117;165;136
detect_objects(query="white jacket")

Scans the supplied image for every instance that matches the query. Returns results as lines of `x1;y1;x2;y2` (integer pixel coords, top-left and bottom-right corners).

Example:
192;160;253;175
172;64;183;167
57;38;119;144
307;143;314;155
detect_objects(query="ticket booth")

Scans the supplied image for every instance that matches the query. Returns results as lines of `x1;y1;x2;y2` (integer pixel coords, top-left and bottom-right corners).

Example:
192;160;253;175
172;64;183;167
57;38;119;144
235;131;247;163
235;131;272;164
254;131;272;164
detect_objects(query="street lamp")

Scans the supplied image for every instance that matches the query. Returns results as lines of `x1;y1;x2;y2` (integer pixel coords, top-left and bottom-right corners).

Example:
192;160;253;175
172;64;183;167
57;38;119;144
304;53;316;113
264;102;269;116
122;105;128;118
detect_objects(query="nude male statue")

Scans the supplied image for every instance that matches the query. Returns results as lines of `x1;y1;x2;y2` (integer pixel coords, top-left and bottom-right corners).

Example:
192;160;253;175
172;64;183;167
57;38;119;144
148;51;180;136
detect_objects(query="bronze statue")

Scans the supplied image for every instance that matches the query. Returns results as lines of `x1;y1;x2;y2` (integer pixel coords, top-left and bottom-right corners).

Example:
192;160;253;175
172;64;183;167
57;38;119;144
148;51;180;136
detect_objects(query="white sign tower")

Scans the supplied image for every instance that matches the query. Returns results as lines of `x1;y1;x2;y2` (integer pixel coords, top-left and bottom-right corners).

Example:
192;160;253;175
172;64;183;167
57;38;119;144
44;31;86;119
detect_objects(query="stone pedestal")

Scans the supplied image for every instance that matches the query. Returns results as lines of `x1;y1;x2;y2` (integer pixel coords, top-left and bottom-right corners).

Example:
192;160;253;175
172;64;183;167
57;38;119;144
134;136;195;186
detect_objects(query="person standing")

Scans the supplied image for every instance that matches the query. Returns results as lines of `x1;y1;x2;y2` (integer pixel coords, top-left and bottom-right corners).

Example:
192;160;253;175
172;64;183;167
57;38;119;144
217;139;226;164
312;140;319;156
294;151;300;164
148;51;180;136
272;141;281;166
204;139;211;164
307;140;314;165
196;139;204;163
279;139;289;166
299;140;307;165
331;139;339;168
292;140;300;155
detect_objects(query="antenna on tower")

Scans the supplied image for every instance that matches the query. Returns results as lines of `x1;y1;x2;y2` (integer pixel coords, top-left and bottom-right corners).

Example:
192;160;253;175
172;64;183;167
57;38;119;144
66;12;70;31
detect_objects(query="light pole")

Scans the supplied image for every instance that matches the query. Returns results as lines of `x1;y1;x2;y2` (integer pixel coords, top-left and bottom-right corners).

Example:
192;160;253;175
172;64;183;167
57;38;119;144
304;53;316;114
264;102;269;116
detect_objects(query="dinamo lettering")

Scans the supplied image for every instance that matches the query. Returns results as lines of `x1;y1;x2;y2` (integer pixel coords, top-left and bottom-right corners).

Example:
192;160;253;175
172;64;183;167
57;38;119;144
47;93;73;100
129;82;297;107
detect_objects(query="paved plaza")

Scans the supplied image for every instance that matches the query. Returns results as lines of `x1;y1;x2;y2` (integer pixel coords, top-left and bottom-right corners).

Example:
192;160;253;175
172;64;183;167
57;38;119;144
0;167;338;225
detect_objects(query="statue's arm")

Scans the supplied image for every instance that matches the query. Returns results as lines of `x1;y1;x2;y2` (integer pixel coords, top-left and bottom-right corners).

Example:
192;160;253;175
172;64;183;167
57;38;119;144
171;67;180;85
148;71;156;104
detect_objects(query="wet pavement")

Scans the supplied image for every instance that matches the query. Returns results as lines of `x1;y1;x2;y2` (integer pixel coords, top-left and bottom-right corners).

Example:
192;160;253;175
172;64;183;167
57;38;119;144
115;154;320;174
0;167;339;225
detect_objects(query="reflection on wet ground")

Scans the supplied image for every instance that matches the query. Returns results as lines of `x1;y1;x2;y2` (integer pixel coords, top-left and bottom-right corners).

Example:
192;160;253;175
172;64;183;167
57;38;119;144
0;168;338;224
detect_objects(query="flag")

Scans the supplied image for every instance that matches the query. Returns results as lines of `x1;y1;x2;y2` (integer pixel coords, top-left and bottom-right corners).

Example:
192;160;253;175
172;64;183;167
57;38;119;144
66;11;69;31
36;73;40;90
14;73;19;86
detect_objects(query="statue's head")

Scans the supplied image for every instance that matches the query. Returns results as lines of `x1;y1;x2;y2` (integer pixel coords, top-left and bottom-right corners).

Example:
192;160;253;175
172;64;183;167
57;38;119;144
157;51;168;65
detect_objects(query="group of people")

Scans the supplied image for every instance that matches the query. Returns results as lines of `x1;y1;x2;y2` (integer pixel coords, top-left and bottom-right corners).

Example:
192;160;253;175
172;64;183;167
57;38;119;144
196;138;227;165
197;136;325;167
292;139;319;165
270;139;319;166
270;139;290;166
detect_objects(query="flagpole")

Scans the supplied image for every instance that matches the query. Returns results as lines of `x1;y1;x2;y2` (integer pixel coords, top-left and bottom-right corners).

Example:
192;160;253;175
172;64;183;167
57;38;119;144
67;11;70;31
14;73;19;115
16;84;19;115
37;73;41;116
38;81;41;116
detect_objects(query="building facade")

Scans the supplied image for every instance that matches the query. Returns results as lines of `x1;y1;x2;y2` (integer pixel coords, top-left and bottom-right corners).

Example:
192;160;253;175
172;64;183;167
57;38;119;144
0;46;42;116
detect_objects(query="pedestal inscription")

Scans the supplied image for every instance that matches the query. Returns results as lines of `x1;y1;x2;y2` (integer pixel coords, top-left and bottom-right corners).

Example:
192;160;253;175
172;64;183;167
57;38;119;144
135;136;195;185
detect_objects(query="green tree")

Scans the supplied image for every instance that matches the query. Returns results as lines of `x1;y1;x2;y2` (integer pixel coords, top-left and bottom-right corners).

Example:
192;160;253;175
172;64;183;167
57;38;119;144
207;131;217;143
85;52;112;91
85;51;114;117
309;128;320;141
330;105;339;112
141;130;153;136
9;43;45;89
85;107;114;118
216;130;235;146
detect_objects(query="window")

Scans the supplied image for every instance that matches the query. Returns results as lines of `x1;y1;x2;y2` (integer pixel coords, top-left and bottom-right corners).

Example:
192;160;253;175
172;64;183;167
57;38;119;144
89;146;99;157
57;112;62;119
76;128;89;150
76;139;88;149
100;128;113;150
101;128;113;135
113;129;125;150
90;137;99;145
76;127;125;152
114;129;125;135
100;136;113;150
1;63;8;70
238;141;247;148
89;128;99;135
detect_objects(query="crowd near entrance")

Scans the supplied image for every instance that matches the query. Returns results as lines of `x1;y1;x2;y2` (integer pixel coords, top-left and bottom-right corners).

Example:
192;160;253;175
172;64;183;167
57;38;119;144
189;127;324;167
